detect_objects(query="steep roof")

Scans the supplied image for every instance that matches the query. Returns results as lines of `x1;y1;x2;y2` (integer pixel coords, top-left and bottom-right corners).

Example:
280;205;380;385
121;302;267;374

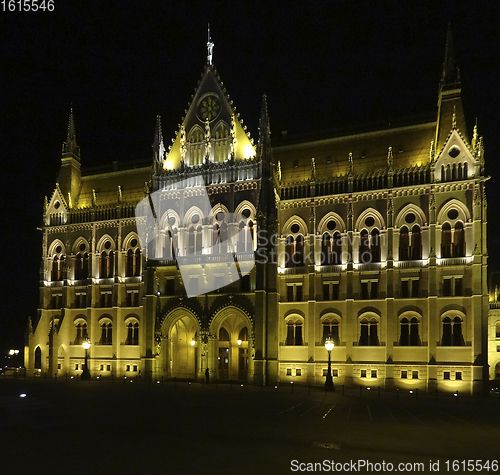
274;121;436;183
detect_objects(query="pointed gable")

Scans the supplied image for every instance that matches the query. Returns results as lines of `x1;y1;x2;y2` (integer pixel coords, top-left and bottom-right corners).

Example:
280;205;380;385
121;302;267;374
434;129;474;182
164;65;255;170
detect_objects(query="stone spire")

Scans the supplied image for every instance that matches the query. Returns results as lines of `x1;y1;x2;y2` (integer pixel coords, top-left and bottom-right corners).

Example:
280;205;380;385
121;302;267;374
62;106;80;160
440;21;460;92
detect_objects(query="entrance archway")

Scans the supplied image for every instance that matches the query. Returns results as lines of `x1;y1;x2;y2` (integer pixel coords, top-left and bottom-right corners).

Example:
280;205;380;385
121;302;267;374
210;307;253;381
161;309;200;379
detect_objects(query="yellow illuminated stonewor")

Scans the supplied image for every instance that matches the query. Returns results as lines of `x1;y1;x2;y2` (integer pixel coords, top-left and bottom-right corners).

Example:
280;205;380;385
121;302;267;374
164;116;255;169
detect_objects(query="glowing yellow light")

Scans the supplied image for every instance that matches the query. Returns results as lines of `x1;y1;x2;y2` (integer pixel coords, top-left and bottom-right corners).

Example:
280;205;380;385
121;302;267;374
9;350;15;356
190;339;196;346
82;340;91;350
324;338;334;352
164;159;174;170
237;339;242;346
243;144;256;158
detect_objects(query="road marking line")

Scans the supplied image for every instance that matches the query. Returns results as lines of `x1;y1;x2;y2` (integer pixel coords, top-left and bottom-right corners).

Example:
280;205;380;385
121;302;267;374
299;401;321;417
278;401;307;415
384;405;398;422
322;405;335;419
403;408;423;423
439;411;470;425
366;404;373;422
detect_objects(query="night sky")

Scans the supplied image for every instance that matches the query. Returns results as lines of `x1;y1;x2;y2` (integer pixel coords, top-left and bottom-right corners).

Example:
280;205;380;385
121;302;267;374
1;1;499;354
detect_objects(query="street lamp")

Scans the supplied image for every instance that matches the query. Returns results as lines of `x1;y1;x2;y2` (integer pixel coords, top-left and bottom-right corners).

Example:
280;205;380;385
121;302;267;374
81;336;91;380
324;336;334;392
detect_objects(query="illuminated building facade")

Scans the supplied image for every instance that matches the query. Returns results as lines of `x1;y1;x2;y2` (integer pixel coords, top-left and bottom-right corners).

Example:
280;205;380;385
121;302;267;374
26;32;490;393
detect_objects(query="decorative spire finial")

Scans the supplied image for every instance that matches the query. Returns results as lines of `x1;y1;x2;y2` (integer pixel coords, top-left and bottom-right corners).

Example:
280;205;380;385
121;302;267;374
387;146;393;170
440;21;460;90
62;105;80;159
348;152;353;176
452;105;457;129
207;23;214;65
153;114;165;164
429;140;435;162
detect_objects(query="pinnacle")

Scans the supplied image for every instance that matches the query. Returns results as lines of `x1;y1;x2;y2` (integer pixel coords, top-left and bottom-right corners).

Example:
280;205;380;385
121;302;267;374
62;106;80;159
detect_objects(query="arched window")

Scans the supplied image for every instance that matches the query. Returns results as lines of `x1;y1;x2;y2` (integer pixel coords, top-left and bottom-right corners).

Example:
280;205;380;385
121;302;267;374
164;228;178;259
285;236;294;267
322;319;339;345
34;347;42;370
359;318;378;346
359;230;370;263
188;226;195;255
496;323;500;338
285;318;303;346
441;223;452;258
321;233;331;265
410;225;422;260
51;255;65;281
399;317;420;346
126;249;134;276
452;316;464;346
219;327;230;341
371;229;381;262
100;322;112;345
442;316;464;346
333;232;342;264
453;222;465;257
75;252;89;280
74;322;87;345
496;363;500;380
294;235;304;266
399;226;410;261
238;327;248;342
100;251;114;278
125;321;139;345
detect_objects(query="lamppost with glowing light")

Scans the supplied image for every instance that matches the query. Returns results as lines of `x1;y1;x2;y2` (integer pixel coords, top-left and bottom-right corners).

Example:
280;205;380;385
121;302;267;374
324;336;334;391
81;336;91;380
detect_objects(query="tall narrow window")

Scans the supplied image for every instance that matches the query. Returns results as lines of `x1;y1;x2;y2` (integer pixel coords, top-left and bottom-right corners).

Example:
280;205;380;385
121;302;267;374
285;236;294;267
359;230;370;263
442;317;452;346
333;232;342;264
453;222;465;257
100;323;112;345
410;225;422;260
134;249;141;276
452;316;464;346
126;322;139;345
399;318;409;345
359;318;378;346
399;226;409;261
321;233;331;265
294;235;304;266
441;223;452;258
410;317;420;346
370;229;381;262
126;249;134;276
285;320;303;346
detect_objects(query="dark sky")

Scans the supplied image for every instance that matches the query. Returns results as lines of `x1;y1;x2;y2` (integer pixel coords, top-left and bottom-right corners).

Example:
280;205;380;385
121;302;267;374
1;0;499;353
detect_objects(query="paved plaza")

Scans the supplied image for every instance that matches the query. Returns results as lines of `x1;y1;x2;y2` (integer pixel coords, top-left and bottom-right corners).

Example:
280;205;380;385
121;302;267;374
0;379;498;474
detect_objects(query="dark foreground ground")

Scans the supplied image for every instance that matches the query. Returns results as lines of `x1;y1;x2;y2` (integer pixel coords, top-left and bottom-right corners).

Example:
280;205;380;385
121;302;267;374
0;378;498;475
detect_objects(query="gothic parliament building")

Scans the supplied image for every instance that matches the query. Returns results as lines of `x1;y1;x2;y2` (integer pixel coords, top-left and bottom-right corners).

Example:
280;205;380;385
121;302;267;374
26;30;497;394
